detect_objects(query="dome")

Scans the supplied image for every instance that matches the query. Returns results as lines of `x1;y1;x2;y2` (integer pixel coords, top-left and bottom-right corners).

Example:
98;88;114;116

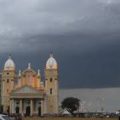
4;56;15;71
46;54;58;69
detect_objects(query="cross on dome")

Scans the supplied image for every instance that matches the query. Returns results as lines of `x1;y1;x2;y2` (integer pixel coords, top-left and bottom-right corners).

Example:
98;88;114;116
19;70;21;76
37;69;40;76
50;53;53;57
8;54;12;59
28;63;31;69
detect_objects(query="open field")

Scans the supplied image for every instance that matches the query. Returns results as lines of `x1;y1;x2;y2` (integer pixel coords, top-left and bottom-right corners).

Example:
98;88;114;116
23;117;118;120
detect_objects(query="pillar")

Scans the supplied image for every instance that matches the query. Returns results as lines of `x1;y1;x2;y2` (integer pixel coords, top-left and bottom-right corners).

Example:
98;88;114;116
11;99;15;113
30;99;33;116
43;98;47;114
10;100;12;114
41;99;43;116
20;100;22;114
1;80;5;105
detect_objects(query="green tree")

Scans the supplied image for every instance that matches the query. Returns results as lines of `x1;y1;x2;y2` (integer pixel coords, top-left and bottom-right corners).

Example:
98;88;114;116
61;97;80;115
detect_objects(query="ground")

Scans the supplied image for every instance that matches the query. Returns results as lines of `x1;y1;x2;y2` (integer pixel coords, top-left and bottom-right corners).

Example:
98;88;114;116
23;117;118;120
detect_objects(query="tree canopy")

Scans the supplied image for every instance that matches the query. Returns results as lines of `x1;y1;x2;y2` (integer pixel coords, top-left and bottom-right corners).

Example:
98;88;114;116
61;97;80;115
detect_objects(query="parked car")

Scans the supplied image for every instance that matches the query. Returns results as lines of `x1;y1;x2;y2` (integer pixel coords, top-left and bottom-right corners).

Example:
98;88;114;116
9;114;22;120
0;114;11;120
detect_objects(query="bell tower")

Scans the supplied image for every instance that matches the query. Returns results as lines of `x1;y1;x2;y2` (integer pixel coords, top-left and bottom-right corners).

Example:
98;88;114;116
1;56;16;113
45;54;59;114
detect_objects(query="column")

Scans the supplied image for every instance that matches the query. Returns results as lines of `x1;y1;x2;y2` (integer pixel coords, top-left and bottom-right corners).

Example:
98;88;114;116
10;100;12;114
44;97;47;114
11;99;15;113
44;96;49;113
30;99;33;116
20;99;22;114
41;99;43;116
1;81;4;105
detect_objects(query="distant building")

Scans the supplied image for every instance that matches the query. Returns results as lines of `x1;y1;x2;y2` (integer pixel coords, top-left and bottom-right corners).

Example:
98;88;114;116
1;54;59;116
0;73;2;106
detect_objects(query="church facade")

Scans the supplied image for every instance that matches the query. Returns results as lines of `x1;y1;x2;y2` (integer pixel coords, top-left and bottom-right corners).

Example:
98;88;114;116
1;54;59;116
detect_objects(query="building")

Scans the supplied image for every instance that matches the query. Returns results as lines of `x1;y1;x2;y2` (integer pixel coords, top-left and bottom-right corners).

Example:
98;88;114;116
0;73;2;106
1;54;59;116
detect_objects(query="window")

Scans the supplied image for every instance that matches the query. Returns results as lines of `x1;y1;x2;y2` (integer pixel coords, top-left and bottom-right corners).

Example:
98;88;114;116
33;75;35;77
50;88;52;94
7;72;9;75
50;78;52;82
7;79;9;83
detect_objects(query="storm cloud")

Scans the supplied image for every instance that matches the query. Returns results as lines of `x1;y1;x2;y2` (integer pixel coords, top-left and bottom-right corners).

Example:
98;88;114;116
0;0;120;88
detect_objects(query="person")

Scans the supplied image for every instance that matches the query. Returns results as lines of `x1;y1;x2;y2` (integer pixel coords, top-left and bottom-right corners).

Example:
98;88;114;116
21;112;24;118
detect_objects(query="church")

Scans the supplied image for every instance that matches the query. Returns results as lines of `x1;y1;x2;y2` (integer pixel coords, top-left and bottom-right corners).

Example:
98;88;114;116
1;54;59;116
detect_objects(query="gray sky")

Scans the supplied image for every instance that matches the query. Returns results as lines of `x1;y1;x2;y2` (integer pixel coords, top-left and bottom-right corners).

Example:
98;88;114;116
0;0;120;88
60;88;120;112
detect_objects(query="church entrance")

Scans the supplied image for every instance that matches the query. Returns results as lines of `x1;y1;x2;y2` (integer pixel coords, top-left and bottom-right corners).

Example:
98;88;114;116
26;106;30;116
0;105;3;113
15;107;19;114
7;106;10;114
38;106;41;116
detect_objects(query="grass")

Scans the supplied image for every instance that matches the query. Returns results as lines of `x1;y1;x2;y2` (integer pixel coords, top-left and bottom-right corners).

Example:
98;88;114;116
23;117;118;120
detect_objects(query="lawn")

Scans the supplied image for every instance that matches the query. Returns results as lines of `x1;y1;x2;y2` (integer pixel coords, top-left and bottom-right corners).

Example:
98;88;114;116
23;117;118;120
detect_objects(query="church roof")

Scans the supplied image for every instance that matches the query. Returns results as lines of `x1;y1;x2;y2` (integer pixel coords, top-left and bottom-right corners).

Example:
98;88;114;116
22;63;36;74
4;56;15;71
46;54;58;69
10;85;46;99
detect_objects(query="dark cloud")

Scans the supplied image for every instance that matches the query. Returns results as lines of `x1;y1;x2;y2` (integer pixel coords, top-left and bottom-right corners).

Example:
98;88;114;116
0;0;120;88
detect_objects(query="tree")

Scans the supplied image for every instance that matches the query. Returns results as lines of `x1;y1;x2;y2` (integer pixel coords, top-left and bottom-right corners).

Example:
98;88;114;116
61;97;80;115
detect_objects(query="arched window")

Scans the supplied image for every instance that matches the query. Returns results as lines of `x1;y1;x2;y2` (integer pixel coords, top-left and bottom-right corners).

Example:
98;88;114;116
50;88;52;94
7;72;9;75
7;79;9;83
50;78;52;82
